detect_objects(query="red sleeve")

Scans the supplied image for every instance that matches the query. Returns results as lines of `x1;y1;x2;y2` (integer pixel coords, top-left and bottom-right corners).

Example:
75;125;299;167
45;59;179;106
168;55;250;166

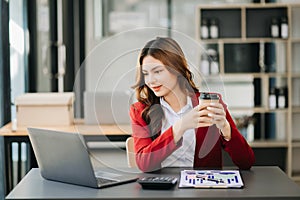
219;96;255;170
129;102;182;172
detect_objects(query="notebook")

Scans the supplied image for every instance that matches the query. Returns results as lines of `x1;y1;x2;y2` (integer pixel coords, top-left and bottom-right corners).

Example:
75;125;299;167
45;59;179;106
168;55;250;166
179;170;244;188
27;127;138;188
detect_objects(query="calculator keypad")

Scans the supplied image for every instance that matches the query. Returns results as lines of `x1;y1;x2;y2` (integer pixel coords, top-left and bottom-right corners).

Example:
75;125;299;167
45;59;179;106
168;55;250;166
137;176;178;189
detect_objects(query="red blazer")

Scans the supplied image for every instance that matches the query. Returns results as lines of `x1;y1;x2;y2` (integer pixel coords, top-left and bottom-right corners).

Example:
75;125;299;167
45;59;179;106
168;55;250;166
129;92;255;172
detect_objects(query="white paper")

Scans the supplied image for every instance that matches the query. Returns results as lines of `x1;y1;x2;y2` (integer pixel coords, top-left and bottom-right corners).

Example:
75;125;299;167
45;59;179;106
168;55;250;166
179;170;244;188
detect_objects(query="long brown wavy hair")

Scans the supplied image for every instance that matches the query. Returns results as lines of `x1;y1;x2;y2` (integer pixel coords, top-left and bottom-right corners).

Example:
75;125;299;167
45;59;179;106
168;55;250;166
132;37;198;138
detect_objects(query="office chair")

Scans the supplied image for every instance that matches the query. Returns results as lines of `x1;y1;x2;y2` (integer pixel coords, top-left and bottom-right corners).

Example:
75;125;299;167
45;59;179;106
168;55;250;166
125;137;137;168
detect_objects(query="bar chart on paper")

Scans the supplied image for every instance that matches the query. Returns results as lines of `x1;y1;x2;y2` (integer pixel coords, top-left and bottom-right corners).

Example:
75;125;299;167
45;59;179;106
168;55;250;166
179;170;244;188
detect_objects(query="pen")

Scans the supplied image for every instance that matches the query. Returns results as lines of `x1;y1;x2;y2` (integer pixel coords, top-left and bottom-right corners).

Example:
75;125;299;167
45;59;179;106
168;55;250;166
205;178;224;183
196;175;224;183
218;172;235;175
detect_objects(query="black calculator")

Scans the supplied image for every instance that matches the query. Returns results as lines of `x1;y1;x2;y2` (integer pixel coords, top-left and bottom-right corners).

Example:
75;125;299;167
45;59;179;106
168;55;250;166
137;176;178;190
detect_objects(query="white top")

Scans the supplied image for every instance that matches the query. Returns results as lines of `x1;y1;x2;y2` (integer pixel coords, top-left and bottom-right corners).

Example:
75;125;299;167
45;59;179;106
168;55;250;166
160;96;195;167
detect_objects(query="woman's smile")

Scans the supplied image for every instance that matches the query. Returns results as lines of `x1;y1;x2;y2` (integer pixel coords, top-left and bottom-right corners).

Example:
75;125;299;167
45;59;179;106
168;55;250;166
151;85;162;92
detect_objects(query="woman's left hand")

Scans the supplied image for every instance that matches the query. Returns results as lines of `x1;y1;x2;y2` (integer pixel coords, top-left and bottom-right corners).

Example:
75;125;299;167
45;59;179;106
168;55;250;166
206;103;231;141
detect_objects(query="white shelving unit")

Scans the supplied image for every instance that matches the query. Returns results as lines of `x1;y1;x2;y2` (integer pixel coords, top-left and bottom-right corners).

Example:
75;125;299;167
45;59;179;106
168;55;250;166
196;2;300;182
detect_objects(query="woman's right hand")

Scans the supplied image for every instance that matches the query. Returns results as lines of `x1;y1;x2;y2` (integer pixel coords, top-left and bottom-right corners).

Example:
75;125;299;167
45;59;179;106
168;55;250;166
183;104;213;130
172;104;213;143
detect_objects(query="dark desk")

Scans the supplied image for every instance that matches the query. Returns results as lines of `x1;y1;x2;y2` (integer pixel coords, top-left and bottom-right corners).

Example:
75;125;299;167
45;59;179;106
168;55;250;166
0;121;131;196
5;166;300;200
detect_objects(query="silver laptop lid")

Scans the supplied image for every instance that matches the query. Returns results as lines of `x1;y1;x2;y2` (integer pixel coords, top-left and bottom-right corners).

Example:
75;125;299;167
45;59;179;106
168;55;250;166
28;127;99;188
83;91;135;125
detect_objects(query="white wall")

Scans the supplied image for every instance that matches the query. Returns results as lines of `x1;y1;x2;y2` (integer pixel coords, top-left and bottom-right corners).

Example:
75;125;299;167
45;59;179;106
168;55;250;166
83;0;255;106
83;0;208;93
83;29;206;92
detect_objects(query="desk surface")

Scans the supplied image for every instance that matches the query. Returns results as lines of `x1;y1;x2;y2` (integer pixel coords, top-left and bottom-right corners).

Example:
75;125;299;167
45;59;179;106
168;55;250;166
6;166;300;200
0;120;131;136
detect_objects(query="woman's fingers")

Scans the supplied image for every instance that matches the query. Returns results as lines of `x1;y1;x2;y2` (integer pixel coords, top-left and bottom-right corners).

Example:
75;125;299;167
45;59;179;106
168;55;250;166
195;103;210;111
207;103;225;114
197;122;213;127
203;103;227;129
192;103;227;128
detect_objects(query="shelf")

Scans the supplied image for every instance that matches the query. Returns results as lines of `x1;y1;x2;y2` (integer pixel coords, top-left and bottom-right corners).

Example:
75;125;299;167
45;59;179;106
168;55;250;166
291;38;300;42
291;43;300;74
291;172;300;181
204;73;254;80
199;38;288;44
222;72;263;77
292;107;300;113
198;4;243;9
200;8;241;38
248;4;290;8
266;108;288;113
224;43;261;73
291;73;300;78
246;7;288;38
230;107;265;113
243;38;288;43
291;6;300;40
292;176;300;182
198;3;293;9
229;107;288;113
230;107;284;112
249;140;288;148
220;72;287;77
265;72;287;77
197;3;300;177
292;141;300;147
229;107;263;113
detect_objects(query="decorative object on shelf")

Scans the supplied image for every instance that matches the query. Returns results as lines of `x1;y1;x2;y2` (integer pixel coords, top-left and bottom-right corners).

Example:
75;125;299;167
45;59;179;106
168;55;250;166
200;53;210;75
235;115;256;142
247;122;255;142
209;18;219;39
280;16;289;39
269;86;288;109
200;49;219;75
278;87;287;108
200;18;209;39
208;49;219;74
270;17;279;38
269;87;277;109
259;41;266;72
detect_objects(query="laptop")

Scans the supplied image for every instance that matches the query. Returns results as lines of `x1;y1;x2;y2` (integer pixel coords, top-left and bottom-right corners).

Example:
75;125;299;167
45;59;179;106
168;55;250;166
83;91;135;125
27;127;138;188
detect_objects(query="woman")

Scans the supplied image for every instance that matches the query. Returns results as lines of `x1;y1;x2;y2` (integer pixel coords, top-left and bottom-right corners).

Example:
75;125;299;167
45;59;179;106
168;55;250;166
130;37;255;172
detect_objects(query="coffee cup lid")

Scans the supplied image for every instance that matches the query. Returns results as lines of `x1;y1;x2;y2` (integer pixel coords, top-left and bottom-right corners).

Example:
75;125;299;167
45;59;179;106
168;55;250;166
200;93;219;100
